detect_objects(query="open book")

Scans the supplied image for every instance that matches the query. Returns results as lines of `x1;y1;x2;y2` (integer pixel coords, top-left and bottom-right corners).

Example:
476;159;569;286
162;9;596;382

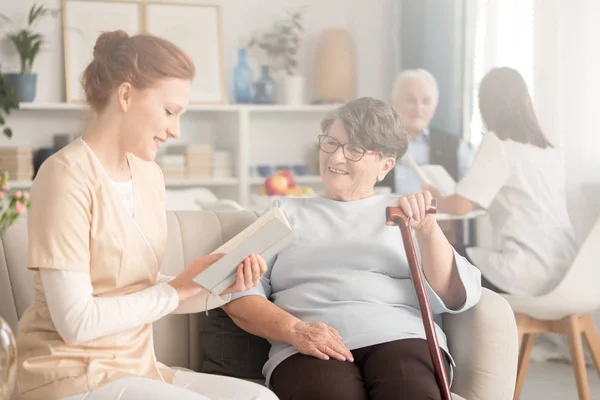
193;207;297;295
404;155;456;197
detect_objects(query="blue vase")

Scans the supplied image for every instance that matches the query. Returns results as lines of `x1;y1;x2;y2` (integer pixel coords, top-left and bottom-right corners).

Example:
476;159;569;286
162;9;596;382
253;65;276;104
233;48;253;104
4;73;37;102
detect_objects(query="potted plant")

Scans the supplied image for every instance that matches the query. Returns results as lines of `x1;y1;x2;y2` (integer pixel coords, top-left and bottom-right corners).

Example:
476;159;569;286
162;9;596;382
2;3;59;102
0;69;19;139
249;6;305;105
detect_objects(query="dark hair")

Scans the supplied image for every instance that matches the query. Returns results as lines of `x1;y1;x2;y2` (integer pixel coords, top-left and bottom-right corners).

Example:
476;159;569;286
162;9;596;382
81;30;196;112
478;67;553;148
320;97;409;159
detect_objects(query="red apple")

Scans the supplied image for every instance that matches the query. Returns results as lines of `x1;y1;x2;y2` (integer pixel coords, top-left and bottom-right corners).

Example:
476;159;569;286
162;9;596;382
275;169;296;187
264;175;289;196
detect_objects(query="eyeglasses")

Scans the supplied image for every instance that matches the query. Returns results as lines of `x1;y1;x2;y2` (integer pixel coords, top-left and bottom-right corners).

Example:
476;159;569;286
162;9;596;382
318;135;381;162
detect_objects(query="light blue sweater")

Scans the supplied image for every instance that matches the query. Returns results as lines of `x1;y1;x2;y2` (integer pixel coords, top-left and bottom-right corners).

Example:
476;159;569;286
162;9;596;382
231;194;482;386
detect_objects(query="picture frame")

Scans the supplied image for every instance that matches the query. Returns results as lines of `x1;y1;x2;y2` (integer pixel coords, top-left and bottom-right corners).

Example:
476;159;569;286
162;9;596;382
142;1;227;104
61;0;143;103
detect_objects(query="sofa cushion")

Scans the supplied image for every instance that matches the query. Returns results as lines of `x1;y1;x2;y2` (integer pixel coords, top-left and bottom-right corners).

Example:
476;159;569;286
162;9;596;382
198;308;270;379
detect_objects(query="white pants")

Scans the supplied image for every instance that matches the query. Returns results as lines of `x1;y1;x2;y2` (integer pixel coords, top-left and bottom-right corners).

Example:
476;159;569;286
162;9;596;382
61;371;278;400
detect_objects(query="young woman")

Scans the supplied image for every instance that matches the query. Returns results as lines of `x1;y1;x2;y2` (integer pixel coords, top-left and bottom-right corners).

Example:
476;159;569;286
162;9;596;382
433;67;578;296
14;30;276;400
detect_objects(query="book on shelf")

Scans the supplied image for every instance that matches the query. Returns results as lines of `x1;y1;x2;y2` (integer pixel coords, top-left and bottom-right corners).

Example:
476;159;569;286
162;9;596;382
404;155;456;197
193;206;297;295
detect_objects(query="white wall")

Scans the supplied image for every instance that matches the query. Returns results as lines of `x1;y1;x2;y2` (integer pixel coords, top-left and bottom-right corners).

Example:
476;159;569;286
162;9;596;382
1;0;395;148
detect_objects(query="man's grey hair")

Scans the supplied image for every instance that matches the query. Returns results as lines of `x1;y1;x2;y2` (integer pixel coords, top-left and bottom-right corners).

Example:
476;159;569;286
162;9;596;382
391;69;439;107
320;97;409;160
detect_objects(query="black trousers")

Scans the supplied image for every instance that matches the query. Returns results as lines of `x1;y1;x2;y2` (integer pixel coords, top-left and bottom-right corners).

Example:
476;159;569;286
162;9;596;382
270;338;450;400
454;245;507;294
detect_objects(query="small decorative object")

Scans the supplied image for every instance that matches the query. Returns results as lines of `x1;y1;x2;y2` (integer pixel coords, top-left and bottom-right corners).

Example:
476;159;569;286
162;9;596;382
3;3;59;102
0;71;19;139
249;6;306;105
256;165;273;178
253;65;276;104
233;47;253;103
292;164;309;176
313;29;356;103
0;171;32;236
0;316;17;400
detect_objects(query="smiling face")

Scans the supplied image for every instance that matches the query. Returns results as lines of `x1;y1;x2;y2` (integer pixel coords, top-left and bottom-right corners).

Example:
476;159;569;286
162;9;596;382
394;78;437;139
118;78;191;162
319;119;395;201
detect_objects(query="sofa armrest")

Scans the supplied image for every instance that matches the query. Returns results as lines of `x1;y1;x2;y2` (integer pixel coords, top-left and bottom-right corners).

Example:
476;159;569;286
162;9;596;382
443;288;518;400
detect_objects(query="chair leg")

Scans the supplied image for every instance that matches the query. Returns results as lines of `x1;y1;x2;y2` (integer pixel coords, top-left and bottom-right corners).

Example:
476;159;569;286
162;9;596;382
580;313;600;378
514;333;536;400
565;314;590;400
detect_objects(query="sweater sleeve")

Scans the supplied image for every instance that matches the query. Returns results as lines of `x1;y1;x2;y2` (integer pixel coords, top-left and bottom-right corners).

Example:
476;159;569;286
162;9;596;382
40;269;180;345
424;248;482;314
412;231;482;314
155;273;231;313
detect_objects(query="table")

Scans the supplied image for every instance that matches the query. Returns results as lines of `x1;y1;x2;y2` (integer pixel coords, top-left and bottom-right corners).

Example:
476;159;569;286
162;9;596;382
435;210;486;247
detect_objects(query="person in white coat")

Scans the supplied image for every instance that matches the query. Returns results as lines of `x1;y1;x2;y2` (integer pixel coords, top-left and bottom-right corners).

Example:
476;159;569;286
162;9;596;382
431;67;578;297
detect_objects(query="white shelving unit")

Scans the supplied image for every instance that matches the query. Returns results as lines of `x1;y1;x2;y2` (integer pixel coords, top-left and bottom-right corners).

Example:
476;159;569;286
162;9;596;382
9;102;337;206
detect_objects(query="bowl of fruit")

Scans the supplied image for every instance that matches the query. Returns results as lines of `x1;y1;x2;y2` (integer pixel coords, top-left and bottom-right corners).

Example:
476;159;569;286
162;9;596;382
252;170;316;209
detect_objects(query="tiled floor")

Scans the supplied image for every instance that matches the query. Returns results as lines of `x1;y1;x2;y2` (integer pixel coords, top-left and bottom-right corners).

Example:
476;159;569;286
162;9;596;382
521;361;600;399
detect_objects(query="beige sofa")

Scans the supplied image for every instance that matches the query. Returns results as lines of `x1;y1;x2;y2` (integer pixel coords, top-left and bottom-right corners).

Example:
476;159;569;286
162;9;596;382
0;210;518;400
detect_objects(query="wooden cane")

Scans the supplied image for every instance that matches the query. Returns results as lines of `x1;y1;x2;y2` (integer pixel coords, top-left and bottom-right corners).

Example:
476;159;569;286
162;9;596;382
386;200;453;400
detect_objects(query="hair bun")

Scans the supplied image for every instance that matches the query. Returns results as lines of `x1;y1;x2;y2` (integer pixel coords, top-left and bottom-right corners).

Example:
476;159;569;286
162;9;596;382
93;30;128;59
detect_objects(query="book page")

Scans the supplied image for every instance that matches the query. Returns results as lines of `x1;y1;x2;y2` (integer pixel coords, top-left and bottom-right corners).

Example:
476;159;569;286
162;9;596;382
404;155;432;186
193;207;296;293
210;207;290;255
419;165;456;197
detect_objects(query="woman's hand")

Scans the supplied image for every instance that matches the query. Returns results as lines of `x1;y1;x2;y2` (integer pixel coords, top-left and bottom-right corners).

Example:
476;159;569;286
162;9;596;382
221;253;267;295
168;253;267;302
168;253;225;302
396;190;437;233
290;321;354;362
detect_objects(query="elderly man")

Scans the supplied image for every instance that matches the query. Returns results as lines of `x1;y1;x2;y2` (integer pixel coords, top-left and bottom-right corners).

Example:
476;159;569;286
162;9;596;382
378;69;473;195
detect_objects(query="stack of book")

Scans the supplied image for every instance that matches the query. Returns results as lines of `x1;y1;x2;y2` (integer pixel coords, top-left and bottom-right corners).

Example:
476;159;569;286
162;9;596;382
167;144;213;179
212;151;234;178
0;147;34;181
157;154;185;180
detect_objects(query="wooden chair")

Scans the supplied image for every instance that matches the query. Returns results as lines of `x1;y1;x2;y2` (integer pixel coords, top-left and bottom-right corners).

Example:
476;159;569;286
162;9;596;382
502;216;600;400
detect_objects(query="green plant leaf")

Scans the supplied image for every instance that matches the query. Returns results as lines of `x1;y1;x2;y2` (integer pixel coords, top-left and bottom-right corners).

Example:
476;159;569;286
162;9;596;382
3;128;12;139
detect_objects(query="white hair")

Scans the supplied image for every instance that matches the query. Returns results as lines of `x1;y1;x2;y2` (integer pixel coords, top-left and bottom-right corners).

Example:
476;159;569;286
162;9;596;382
391;69;439;106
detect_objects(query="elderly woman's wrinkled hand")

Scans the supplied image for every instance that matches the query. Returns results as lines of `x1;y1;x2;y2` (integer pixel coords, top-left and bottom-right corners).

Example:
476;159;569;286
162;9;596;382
290;321;354;363
397;190;437;233
221;254;267;295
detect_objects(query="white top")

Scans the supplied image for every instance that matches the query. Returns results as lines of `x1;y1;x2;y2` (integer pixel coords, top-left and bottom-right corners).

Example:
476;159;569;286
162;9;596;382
110;178;136;218
455;132;578;296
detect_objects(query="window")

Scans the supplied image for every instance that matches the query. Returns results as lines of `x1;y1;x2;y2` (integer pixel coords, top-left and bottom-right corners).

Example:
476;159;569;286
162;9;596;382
468;0;535;146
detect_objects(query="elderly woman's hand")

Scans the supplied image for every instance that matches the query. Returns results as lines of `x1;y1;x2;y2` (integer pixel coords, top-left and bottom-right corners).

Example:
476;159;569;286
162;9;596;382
396;190;437;233
221;254;267;295
290;321;354;362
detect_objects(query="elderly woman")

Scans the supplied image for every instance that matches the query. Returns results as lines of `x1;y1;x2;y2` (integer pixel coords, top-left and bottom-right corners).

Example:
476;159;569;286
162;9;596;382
223;97;482;400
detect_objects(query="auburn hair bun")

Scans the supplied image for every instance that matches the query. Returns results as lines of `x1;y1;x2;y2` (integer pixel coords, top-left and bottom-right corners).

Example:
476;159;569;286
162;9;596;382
81;30;195;112
93;30;129;60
